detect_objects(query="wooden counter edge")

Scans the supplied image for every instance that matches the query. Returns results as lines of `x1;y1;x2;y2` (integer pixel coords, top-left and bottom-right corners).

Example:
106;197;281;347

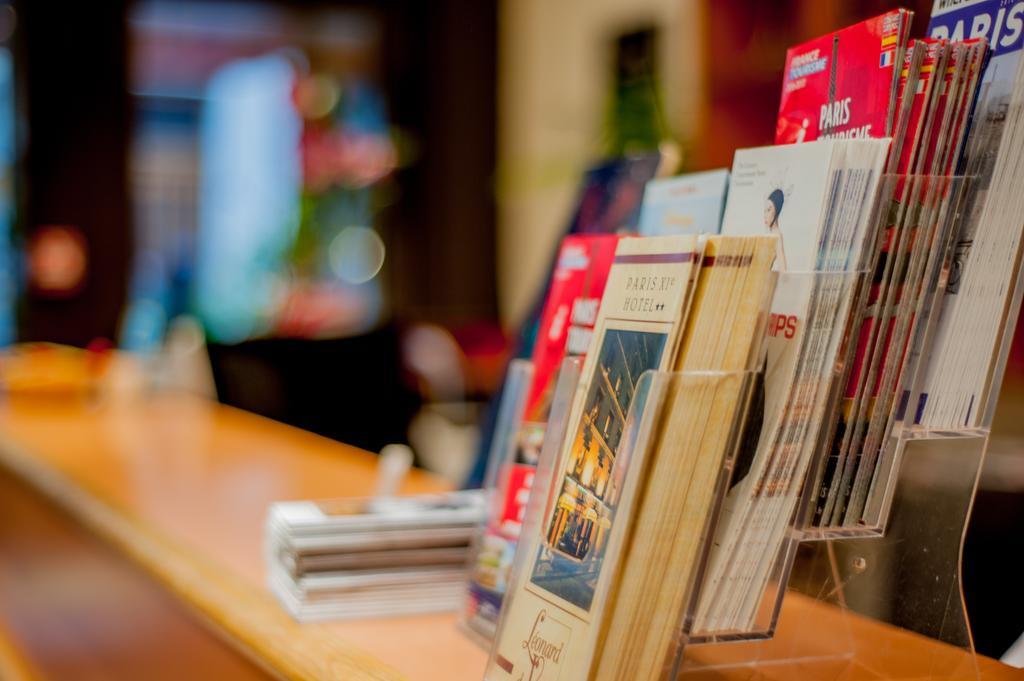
0;436;409;681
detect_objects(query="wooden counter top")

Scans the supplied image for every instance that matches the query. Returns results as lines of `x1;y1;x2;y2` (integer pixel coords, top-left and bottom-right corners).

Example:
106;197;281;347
0;393;487;681
0;463;278;681
0;391;1020;680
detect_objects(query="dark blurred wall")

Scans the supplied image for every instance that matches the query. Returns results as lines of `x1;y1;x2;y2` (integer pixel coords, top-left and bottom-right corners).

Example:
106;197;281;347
381;0;498;325
14;0;132;346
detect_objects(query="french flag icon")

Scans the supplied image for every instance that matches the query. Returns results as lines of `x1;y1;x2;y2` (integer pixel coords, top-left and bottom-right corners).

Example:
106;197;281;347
880;50;894;67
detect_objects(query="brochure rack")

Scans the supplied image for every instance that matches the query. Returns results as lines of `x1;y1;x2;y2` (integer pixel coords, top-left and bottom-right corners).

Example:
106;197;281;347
478;359;535;518
480;170;1016;677
678;173;998;677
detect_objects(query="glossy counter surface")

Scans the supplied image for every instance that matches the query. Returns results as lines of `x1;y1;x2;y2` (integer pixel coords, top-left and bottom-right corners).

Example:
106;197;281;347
0;393;487;680
0;391;1020;680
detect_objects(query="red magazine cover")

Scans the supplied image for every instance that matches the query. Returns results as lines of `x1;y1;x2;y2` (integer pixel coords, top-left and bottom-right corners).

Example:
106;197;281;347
921;42;967;174
894;38;947;175
495;234;619;545
817;39;952;525
776;9;911;144
861;38;945;401
517;234;620;464
838;39;941;413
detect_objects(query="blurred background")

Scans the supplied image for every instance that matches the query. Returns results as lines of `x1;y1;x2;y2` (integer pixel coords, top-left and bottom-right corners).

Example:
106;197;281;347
0;0;1022;660
1;0;956;477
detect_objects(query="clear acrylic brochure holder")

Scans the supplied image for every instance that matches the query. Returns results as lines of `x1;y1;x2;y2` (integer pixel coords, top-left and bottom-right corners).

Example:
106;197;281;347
484;168;1017;678
777;173;1001;680
484;266;869;679
484;366;760;681
678;174;995;678
485;171;1012;677
461;357;581;645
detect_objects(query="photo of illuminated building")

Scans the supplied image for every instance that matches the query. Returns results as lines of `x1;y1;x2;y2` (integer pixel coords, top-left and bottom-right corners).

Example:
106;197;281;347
531;328;667;611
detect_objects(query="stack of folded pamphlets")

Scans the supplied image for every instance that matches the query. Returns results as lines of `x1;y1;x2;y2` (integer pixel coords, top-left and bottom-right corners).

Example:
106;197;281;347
266;489;485;622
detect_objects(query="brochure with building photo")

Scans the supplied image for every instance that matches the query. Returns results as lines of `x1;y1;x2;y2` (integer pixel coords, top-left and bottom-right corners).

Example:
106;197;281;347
592;235;777;680
485;234;700;681
464;234;619;641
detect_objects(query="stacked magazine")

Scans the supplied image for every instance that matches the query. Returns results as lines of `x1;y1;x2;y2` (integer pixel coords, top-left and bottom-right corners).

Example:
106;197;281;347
266;490;485;621
692;137;890;633
787;12;1003;527
815;34;993;528
758;8;1004;529
916;0;1024;431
